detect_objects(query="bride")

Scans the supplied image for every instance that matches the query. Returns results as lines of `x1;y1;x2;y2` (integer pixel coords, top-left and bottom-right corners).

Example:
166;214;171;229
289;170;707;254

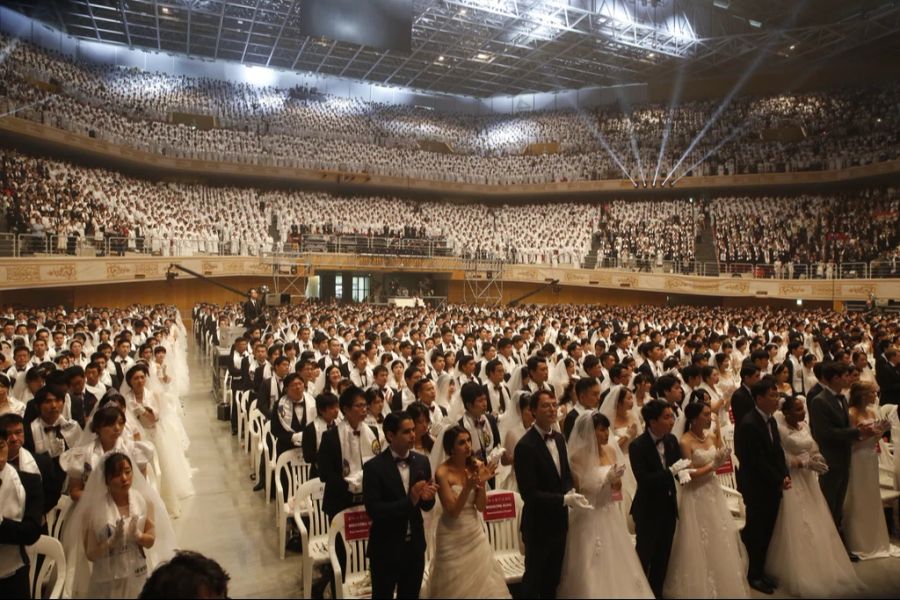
766;395;864;597
663;401;749;598
557;411;653;599
427;425;510;599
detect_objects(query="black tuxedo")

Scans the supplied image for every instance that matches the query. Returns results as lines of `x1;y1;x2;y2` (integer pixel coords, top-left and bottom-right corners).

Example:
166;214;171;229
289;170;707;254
316;428;362;521
243;298;264;327
318;355;350;378
0;469;43;596
10;451;60;515
875;359;900;405
68;390;98;430
629;430;680;598
637;361;657;384
808;387;858;530
301;421;335;480
270;398;307;458
257;376;282;420
730;385;754;432
363;449;435;599
734;408;788;580
514;427;573;599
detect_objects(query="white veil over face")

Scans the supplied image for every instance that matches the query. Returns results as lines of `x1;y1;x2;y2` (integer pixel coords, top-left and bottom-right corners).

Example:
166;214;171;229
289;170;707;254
435;373;454;412
499;390;529;442
550;358;574;399
506;365;527;395
566;410;601;489
598;384;625;426
63;449;176;598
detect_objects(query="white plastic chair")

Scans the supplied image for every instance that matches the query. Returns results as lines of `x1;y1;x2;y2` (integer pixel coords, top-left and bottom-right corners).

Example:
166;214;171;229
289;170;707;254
263;422;277;504
328;507;372;600
248;404;264;473
275;448;312;559
222;371;232;409
45;495;73;542
714;449;745;526
27;535;66;599
294;479;330;599
236;391;250;451
481;490;525;584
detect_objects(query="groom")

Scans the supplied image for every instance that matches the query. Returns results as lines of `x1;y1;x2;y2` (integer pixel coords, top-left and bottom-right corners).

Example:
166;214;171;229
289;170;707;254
363;411;438;599
809;361;876;560
629;399;682;599
734;377;790;594
514;389;588;599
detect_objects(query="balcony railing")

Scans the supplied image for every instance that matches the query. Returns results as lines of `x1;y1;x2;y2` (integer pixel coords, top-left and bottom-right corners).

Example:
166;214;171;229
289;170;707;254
2;232;897;280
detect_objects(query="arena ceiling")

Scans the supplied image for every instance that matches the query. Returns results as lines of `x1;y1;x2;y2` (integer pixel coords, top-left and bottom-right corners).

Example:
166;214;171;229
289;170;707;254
4;0;900;97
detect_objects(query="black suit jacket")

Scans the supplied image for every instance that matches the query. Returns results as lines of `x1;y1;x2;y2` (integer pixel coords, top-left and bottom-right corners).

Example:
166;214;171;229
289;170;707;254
637;361;657;384
629;430;679;522
68;390;98;430
734;409;789;504
317;427;360;520
318;356;350;378
363;449;434;558
243;299;263;327
562;408;580;441
257;376;281;420
808;387;858;473
730;385;754;433
876;360;900;405
301;420;327;480
514;427;573;542
0;469;43;554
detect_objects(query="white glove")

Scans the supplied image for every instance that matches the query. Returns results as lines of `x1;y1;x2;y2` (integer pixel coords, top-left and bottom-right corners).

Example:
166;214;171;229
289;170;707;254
612;463;627;479
677;469;693;485
670;458;692;475
291;432;303;446
487;446;505;468
345;471;364;494
808;455;829;474
563;490;594;510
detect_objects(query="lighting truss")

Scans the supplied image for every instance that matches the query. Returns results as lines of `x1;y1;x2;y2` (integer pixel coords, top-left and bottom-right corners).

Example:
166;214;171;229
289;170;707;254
1;0;898;97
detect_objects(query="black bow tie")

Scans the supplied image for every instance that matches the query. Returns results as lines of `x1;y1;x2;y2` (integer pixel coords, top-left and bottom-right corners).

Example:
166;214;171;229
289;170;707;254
655;438;665;447
327;423;337;430
394;456;410;465
352;430;361;437
475;418;485;428
543;433;555;442
44;424;63;435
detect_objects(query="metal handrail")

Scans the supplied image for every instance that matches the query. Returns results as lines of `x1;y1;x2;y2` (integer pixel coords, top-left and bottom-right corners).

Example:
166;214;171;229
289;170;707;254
6;233;897;280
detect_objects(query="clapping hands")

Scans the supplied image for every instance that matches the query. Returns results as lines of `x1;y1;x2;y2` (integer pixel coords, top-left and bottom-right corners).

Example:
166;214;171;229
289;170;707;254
411;479;438;505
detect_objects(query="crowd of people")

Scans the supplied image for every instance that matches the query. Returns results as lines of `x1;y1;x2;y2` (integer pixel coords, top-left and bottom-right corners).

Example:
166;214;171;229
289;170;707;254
2;148;899;272
2;34;899;186
195;298;900;598
0;304;196;597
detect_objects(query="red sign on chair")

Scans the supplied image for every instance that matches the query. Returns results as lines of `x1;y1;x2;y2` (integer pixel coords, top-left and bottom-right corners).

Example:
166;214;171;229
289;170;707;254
344;509;372;541
484;492;516;522
715;458;734;475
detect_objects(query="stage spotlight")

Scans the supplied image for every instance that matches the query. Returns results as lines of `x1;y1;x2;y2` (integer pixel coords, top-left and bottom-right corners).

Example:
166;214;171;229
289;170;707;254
643;182;648;188
669;181;675;187
633;182;639;188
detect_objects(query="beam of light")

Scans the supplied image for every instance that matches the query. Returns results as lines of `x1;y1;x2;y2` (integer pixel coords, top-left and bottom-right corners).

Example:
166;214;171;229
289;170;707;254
0;95;55;119
662;0;810;187
627;118;647;186
573;110;637;186
670;121;753;184
653;70;685;187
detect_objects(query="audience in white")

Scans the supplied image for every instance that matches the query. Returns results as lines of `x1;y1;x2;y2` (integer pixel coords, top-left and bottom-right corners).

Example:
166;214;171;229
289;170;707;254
1;33;898;186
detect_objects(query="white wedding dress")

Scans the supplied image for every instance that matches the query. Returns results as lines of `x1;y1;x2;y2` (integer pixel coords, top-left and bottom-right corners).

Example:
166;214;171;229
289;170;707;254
663;446;749;598
766;422;864;597
426;485;510;599
844;431;898;559
557;465;653;599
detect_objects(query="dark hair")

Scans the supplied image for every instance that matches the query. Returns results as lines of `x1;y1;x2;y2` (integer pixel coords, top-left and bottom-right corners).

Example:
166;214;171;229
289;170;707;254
383;410;411;436
406;401;431;424
103;452;133;482
0;374;9;389
655;374;680;397
739;364;761;381
528;389;555;413
138;550;230;599
684;400;707;431
591;412;611;429
0;413;25;431
821;361;849;382
91;405;126;432
780;394;802;415
459;381;486;408
751;376;778;401
575;376;599;397
125;363;149;385
99;389;127;411
338;385;365;412
641;399;672;424
315;393;339;414
34;385;64;406
441;425;470;456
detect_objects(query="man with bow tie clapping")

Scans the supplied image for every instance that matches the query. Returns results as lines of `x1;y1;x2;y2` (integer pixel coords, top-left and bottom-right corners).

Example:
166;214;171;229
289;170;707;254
457;382;502;467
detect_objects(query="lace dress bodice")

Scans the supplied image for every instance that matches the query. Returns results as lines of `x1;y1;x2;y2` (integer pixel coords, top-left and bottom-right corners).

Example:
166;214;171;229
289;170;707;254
780;423;815;459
